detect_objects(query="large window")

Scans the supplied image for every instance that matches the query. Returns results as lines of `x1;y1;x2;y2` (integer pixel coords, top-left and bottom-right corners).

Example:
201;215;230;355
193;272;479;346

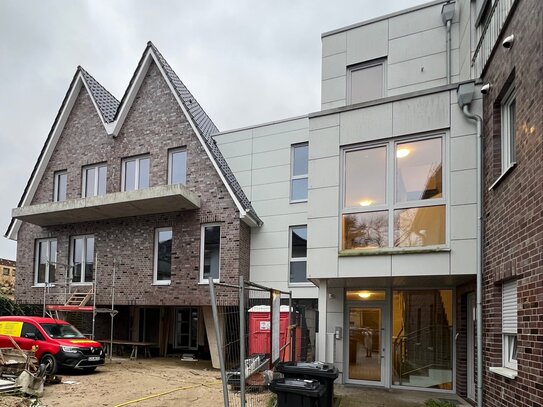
71;235;94;283
501;85;516;173
122;155;150;192
342;136;445;250
502;280;518;371
54;171;67;202
82;164;107;197
289;226;308;284
168;148;187;185
200;225;220;282
154;227;172;284
291;143;308;202
348;60;385;105
35;239;57;285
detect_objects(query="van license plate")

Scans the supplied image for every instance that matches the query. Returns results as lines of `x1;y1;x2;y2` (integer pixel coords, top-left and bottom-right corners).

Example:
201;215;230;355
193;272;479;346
88;356;100;361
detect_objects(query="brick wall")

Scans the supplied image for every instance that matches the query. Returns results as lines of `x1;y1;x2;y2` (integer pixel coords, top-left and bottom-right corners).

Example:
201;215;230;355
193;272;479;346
481;1;543;406
16;61;249;307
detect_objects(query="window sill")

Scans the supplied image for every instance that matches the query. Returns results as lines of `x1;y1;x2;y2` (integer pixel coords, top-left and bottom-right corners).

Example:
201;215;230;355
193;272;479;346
489;162;516;190
489;366;517;379
339;247;450;257
289;282;315;288
198;279;220;285
32;284;55;288
290;199;308;204
152;281;171;286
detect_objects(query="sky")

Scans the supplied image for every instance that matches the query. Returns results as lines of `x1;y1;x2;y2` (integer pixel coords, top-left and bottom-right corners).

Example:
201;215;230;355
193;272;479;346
0;0;428;260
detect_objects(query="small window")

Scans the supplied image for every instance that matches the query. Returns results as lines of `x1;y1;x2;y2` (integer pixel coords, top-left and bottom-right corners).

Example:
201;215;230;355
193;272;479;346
154;227;172;284
82;164;107;197
200;225;220;283
169;149;187;185
3;268;10;276
21;323;44;341
122;155;150;191
501;86;516;173
502;280;518;370
35;239;57;285
348;61;385;104
289;226;308;284
291;143;308;202
54;171;67;202
71;235;94;284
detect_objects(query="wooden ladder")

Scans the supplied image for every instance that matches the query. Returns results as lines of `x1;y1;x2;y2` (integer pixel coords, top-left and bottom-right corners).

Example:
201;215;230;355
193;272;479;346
65;287;93;307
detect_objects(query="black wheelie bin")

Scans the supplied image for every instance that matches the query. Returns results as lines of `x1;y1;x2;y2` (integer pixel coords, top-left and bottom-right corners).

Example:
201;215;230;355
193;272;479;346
275;362;339;407
269;378;325;407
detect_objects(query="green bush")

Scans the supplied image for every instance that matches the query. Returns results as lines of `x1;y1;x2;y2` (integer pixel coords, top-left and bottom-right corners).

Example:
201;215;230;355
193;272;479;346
424;400;457;407
0;295;42;317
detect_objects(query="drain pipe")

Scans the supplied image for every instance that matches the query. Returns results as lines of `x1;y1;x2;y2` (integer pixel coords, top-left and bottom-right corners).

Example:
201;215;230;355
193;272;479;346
442;2;455;84
457;82;483;407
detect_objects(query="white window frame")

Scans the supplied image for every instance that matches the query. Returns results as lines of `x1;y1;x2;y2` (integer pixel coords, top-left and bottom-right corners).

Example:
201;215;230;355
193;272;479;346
121;155;150;192
82;164;107;198
341;134;447;251
288;225;310;285
501;85;516;174
53;170;67;202
347;59;386;105
34;238;57;286
290;143;309;203
153;227;172;285
70;235;94;285
168;148;187;185
199;224;221;284
502;280;518;371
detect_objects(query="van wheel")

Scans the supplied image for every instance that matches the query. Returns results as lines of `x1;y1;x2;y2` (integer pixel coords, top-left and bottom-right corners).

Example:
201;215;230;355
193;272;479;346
41;354;57;375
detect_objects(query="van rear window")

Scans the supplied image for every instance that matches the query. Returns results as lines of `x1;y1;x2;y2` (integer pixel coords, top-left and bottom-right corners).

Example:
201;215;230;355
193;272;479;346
40;323;86;339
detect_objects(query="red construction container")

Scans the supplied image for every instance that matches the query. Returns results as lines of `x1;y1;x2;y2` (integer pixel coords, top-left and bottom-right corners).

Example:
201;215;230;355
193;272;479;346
248;305;302;362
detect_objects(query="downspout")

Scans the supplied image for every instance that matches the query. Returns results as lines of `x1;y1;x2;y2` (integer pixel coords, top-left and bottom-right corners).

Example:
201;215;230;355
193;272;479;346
446;20;452;84
441;2;455;84
457;82;483;407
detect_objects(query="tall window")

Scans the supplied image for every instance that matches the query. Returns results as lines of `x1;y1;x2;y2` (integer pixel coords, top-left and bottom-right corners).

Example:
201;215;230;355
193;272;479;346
289;226;308;284
501;85;516;173
200;225;220;282
291;143;308;202
54;171;67;202
342;136;445;250
35;238;57;285
168;148;187;185
502;280;518;370
122;155;150;192
82;164;107;197
71;235;94;283
348;60;385;104
154;227;172;284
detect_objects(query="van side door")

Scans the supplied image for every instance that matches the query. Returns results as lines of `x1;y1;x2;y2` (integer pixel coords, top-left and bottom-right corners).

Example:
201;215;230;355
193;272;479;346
19;322;45;352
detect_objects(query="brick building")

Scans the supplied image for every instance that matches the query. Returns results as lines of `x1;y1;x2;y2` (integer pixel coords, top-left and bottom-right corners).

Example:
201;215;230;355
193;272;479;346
474;0;543;405
0;258;16;297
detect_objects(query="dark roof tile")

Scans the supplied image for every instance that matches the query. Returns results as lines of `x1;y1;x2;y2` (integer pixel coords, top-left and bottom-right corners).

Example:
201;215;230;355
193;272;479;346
78;67;120;123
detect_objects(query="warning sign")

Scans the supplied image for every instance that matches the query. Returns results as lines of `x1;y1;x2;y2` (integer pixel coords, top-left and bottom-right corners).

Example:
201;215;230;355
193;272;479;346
0;321;23;337
259;321;271;331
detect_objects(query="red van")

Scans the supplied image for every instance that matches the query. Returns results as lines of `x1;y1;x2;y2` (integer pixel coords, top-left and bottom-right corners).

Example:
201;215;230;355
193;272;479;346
0;316;105;374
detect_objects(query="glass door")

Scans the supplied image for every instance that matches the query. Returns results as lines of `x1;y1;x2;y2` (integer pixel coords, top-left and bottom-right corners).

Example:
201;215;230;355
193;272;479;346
175;308;199;350
347;306;385;385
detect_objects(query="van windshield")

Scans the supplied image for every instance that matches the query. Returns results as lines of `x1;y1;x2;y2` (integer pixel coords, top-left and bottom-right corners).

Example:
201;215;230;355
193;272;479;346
40;323;86;339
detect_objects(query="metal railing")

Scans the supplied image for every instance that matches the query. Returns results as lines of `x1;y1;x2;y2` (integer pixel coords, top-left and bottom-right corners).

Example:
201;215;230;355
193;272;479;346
472;0;518;78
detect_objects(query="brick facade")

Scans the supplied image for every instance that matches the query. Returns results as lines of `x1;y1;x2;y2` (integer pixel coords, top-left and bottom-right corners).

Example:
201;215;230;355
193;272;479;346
16;61;249;308
481;1;543;406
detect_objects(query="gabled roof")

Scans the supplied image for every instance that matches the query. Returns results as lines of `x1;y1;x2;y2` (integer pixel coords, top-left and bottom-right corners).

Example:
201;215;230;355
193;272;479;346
6;42;261;240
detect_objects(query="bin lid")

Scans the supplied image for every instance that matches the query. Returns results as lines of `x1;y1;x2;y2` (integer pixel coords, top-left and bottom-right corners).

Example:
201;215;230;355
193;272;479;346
248;305;292;313
269;378;324;397
276;361;339;378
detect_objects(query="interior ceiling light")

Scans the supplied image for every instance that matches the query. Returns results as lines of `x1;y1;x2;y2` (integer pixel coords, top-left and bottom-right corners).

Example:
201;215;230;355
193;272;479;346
358;291;372;299
359;200;373;207
396;148;410;158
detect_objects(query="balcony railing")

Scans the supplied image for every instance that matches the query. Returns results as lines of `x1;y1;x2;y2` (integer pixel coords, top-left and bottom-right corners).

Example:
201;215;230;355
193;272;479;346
472;0;518;78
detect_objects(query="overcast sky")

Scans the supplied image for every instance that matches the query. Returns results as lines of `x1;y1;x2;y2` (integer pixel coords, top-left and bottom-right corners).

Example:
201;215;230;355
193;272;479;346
0;0;428;260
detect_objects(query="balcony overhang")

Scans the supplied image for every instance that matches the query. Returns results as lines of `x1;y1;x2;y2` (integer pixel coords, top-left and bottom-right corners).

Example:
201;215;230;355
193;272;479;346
12;184;200;227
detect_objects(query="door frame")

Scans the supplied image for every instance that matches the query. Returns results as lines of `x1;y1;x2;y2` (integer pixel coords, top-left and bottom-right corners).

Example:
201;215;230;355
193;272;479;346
174;307;200;350
344;290;390;387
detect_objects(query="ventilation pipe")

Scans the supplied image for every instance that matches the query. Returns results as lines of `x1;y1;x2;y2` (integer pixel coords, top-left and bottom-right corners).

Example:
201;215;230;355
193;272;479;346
457;81;483;407
442;2;455;84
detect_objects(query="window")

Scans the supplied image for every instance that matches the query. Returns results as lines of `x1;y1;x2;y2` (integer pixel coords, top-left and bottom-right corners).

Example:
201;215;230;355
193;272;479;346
502;280;518;370
291;143;308;202
168;148;187;185
501;85;516;173
21;323;44;341
348;60;385;104
82;164;107;197
200;225;220;282
122;155;150;191
289;226;308;284
35;238;57;285
70;235;94;283
54;170;67;202
154;228;172;284
342;136;445;250
3;268;10;276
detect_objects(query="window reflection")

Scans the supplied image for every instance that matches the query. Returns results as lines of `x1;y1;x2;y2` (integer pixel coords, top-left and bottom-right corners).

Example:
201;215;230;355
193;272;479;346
394;205;445;247
344;146;387;208
343;212;388;249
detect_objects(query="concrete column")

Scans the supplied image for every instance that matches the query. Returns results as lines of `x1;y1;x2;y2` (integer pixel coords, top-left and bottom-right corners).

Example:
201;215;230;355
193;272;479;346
317;279;328;362
203;306;222;369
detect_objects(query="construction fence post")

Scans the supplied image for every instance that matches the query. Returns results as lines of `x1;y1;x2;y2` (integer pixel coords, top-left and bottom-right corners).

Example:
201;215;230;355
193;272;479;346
239;276;246;407
209;278;229;407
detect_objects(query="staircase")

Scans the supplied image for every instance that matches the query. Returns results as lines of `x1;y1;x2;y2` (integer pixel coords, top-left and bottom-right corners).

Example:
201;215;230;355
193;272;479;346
65;287;93;307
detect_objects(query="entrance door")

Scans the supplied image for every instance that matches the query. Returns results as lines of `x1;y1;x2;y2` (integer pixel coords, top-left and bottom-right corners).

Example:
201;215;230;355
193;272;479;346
347;306;385;385
175;308;199;350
